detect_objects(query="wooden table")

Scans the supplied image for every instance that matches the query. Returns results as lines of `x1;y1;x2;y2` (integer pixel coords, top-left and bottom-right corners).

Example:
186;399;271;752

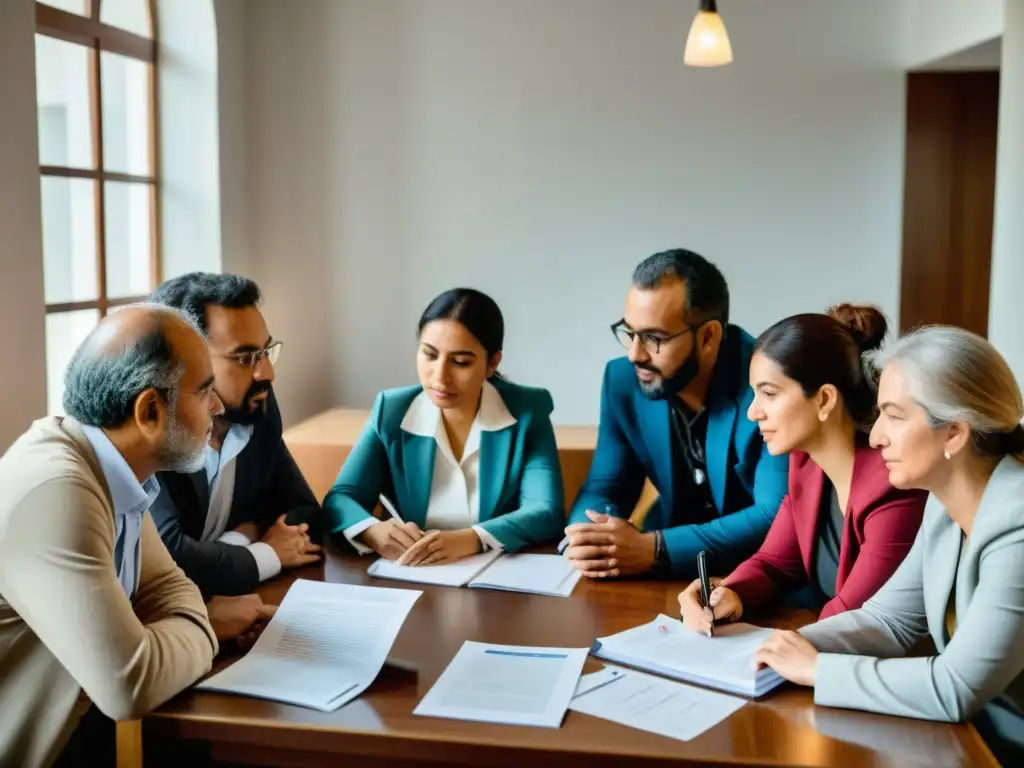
282;408;599;506
145;550;998;767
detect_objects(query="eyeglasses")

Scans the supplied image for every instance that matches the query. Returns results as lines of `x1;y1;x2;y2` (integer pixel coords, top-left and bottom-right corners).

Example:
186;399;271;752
220;341;283;369
611;320;695;355
157;384;221;410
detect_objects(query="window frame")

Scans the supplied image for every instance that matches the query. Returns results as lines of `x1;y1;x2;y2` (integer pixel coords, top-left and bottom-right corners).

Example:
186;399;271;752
36;0;161;318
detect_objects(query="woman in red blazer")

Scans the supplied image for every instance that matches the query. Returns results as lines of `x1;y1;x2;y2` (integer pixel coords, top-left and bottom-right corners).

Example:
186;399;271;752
679;305;927;632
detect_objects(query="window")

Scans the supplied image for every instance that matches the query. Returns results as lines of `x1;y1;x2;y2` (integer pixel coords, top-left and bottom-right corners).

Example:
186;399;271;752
35;0;159;413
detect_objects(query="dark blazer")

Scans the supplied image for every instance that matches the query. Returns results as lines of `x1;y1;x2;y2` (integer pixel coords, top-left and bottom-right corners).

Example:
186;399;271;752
568;325;789;576
323;378;565;552
151;390;322;598
724;446;927;620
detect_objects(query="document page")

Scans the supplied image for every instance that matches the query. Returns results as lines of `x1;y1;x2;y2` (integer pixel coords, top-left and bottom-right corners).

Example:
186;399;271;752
468;553;582;597
570;666;747;742
368;549;502;587
197;579;421;711
594;614;782;696
414;641;589;728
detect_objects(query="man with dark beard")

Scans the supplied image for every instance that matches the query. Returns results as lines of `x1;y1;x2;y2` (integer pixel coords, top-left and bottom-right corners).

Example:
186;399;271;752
149;273;323;598
564;250;789;581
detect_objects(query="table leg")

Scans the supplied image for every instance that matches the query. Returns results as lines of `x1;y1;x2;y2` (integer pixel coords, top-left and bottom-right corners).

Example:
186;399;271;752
116;719;143;768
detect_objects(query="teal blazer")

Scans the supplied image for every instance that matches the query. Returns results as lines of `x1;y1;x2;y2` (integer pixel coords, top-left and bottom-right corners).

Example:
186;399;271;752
324;378;566;552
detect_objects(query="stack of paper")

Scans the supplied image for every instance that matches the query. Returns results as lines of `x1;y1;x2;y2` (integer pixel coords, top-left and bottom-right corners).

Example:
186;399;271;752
591;614;784;698
196;579;421;711
368;552;582;598
414;641;589;728
570;666;748;741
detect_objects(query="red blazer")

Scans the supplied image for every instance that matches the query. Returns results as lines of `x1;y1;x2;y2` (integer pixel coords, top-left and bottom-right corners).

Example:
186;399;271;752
722;445;927;620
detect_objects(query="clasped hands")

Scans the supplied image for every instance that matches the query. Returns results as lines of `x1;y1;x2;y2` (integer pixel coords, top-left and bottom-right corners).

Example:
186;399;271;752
358;520;482;566
563;509;656;578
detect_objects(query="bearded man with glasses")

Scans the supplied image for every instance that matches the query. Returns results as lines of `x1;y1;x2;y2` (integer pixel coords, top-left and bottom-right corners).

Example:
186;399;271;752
149;273;324;598
563;249;788;581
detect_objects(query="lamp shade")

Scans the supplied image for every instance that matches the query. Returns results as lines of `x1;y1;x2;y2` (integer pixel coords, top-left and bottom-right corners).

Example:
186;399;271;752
684;9;733;67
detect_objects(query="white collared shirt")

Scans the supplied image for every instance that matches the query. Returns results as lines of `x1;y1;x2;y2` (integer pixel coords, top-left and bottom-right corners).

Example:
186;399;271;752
81;425;161;598
346;381;518;554
200;423;282;581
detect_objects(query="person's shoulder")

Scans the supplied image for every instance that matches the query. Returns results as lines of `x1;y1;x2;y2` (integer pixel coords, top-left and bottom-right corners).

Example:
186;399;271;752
373;384;426;433
977;457;1024;537
490;378;554;417
603;356;638;394
0;418;105;512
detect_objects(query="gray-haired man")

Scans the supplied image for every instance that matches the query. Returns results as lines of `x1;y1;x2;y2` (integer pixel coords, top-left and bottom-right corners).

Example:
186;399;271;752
0;304;274;768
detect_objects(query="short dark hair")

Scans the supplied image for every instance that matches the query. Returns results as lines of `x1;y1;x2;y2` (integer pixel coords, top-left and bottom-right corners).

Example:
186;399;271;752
418;288;504;362
150;272;261;333
755;304;889;433
63;307;190;429
632;249;730;326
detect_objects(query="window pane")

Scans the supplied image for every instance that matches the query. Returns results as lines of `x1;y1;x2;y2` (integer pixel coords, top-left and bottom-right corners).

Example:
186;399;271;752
46;309;100;415
101;52;151;175
39;0;88;15
35;35;95;170
105;181;153;299
40;177;99;304
99;0;152;37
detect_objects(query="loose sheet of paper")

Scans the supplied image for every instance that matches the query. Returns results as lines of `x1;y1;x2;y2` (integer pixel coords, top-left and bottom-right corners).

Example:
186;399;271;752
595;614;781;696
197;579;421;711
469;553;582;597
414;641;589;728
368;549;502;587
570;666;747;742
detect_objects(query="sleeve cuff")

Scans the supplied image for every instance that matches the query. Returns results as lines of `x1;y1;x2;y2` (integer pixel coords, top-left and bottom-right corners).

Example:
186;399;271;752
217;530;253;546
473;525;504;552
343;517;382;555
247;542;282;581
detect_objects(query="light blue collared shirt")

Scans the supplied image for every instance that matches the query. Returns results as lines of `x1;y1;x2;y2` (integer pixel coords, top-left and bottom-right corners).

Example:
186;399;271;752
82;425;162;599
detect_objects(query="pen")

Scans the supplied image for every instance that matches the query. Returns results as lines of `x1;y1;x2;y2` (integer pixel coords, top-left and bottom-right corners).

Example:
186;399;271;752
697;549;714;637
378;493;407;526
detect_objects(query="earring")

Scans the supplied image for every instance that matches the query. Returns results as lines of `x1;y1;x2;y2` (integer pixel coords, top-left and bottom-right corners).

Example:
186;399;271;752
944;451;951;460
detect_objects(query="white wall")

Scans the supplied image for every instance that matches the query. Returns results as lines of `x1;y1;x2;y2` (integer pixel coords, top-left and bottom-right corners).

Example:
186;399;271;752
213;0;250;277
989;1;1024;385
0;0;47;450
243;0;335;426
905;0;1004;69
241;0;908;425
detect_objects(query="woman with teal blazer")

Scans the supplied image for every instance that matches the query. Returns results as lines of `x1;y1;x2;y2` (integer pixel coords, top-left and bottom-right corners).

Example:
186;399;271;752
324;288;566;565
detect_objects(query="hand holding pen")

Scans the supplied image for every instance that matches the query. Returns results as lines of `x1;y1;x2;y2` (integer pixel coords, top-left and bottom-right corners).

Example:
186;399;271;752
677;550;744;636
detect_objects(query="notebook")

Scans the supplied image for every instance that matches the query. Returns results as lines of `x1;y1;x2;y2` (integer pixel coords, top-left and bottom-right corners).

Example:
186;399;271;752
367;552;582;597
590;614;785;698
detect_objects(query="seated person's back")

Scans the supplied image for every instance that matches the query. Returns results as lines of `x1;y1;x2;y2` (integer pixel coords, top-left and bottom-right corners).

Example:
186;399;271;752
564;248;789;580
325;288;566;564
149;273;324;598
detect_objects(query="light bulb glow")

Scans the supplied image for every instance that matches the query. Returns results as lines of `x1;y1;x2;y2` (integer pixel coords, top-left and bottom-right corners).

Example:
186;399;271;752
684;10;733;67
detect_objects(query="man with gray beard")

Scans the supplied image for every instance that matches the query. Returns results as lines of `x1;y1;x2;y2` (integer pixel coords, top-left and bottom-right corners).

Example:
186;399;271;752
0;305;274;768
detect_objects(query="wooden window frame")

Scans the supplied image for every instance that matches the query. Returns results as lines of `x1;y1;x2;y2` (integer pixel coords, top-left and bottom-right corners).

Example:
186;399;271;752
36;0;161;318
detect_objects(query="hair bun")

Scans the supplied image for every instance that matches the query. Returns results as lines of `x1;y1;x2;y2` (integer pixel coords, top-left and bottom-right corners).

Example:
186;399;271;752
828;303;888;352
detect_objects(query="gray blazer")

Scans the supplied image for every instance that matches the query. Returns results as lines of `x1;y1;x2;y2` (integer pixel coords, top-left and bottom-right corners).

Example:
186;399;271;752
800;456;1024;722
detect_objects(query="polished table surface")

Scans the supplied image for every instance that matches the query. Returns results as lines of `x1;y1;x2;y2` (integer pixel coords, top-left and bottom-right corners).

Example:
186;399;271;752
148;550;998;767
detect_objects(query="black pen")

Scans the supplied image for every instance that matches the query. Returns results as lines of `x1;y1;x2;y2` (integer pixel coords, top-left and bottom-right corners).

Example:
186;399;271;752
697;549;715;637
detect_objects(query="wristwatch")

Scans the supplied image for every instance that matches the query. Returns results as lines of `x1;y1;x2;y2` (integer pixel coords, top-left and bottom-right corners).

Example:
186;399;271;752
653;530;671;575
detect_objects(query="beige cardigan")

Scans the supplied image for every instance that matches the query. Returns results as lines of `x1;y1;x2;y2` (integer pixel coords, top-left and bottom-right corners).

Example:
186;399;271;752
0;417;217;768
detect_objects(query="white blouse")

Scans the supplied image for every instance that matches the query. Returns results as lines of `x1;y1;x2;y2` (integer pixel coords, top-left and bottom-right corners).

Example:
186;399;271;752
346;381;517;554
